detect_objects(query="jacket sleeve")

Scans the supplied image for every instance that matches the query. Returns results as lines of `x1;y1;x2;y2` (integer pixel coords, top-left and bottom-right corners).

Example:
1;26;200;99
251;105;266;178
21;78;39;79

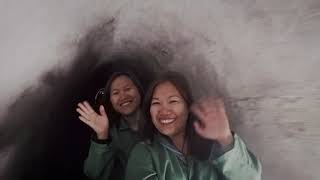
83;140;116;180
209;134;262;180
125;143;159;180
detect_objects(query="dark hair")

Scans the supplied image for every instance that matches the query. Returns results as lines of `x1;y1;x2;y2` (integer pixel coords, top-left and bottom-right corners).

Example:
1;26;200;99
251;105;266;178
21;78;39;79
95;71;144;128
140;71;211;159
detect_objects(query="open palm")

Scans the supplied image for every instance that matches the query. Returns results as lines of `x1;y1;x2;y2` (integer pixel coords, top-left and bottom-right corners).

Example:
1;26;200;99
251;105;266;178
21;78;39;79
191;98;233;146
76;101;109;139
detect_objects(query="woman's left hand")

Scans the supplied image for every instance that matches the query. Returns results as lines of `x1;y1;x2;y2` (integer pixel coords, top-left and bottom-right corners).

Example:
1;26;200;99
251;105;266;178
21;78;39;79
191;98;233;146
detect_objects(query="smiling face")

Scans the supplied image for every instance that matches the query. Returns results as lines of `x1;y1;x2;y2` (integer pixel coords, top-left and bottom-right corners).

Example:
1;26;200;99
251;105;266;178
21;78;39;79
150;81;189;139
110;75;141;116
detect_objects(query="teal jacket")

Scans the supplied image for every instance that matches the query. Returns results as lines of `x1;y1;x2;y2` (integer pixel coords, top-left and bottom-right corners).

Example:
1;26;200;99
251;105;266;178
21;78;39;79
125;133;262;180
84;119;140;180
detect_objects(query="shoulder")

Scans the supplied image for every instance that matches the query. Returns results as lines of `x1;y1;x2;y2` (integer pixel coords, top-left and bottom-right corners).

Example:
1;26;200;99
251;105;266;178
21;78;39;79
131;141;152;153
127;142;155;166
109;124;121;136
130;140;162;156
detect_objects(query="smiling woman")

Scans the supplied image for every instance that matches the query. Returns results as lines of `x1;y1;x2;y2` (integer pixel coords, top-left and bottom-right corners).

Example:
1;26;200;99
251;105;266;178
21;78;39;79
126;71;262;180
109;74;142;118
149;81;189;153
77;71;146;180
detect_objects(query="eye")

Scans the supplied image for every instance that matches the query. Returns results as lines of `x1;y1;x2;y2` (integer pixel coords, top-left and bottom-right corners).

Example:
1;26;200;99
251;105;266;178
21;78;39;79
112;91;119;95
169;99;180;104
124;87;132;91
151;101;160;106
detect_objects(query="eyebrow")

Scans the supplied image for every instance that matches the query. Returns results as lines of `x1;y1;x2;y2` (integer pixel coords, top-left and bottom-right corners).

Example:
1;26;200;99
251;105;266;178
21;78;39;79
124;85;133;89
151;95;181;100
111;85;132;91
168;95;181;99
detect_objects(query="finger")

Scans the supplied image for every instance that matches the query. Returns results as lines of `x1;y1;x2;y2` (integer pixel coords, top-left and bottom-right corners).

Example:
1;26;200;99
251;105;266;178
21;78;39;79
76;108;90;120
216;99;226;114
194;121;206;138
214;99;228;121
190;104;207;123
203;98;219;114
99;105;107;117
216;100;230;128
195;98;218;115
83;101;95;113
78;102;91;115
79;116;93;127
197;100;207;114
201;98;212;108
78;116;88;122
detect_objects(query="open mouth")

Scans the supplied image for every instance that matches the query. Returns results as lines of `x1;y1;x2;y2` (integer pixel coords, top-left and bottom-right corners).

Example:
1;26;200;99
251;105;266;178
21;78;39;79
159;118;175;124
120;100;133;107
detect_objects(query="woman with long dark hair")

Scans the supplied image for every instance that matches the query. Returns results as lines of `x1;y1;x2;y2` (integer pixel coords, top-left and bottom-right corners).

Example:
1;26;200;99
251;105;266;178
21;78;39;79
76;71;145;180
125;71;262;180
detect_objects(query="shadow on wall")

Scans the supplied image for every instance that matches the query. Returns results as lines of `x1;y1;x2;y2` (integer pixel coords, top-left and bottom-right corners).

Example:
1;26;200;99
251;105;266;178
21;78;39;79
0;18;236;180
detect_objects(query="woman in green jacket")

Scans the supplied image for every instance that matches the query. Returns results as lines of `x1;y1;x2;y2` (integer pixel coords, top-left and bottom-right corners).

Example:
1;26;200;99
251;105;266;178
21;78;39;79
125;71;262;180
76;71;144;180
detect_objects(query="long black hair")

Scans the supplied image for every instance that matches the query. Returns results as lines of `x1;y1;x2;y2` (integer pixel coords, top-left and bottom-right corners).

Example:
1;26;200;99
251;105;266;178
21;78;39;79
140;71;212;159
95;71;145;128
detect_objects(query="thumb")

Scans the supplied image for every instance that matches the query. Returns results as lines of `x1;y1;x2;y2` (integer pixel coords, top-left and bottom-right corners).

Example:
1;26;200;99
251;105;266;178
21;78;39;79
194;121;206;138
99;105;107;116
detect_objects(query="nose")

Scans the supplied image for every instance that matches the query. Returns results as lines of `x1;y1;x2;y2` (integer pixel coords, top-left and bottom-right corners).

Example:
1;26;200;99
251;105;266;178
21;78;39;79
158;104;171;115
119;91;129;100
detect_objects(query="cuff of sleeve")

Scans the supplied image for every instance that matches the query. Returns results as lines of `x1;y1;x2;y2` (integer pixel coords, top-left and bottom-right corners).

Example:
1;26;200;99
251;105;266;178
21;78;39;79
209;134;262;180
89;140;112;154
209;133;243;164
89;133;112;154
209;133;235;159
91;133;112;144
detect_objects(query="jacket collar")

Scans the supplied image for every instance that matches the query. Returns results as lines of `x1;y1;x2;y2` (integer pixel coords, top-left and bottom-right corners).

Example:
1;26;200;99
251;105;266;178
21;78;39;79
156;134;187;163
118;117;130;131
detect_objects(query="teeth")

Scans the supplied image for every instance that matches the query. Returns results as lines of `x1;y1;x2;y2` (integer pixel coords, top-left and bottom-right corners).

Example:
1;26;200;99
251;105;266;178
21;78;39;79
160;119;175;124
121;101;132;106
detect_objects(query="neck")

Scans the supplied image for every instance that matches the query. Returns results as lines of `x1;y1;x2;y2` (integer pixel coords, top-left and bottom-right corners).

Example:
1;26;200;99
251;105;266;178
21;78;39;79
170;132;188;155
123;109;140;131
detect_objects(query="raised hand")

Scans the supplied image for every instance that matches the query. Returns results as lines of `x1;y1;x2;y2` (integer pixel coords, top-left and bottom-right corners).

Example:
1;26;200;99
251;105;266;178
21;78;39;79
191;98;233;146
76;101;109;139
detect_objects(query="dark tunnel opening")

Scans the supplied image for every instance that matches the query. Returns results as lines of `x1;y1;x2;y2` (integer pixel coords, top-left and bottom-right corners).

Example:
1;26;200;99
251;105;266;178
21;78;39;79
2;55;162;180
0;18;162;180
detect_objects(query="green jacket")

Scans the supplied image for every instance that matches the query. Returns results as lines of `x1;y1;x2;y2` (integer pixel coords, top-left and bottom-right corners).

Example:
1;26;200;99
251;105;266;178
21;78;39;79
84;119;140;180
125;134;262;180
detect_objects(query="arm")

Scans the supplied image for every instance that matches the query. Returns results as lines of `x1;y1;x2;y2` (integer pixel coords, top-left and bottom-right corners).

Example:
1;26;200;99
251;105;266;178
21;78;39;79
191;98;261;180
83;138;115;179
77;102;112;179
209;134;262;180
125;143;159;180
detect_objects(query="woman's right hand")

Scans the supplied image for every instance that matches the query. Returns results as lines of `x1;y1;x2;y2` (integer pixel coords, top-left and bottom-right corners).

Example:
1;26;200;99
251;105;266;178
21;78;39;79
76;101;109;139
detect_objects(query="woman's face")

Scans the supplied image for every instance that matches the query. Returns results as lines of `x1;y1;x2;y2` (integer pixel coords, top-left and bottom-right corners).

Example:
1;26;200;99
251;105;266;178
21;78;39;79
150;81;189;139
110;75;141;115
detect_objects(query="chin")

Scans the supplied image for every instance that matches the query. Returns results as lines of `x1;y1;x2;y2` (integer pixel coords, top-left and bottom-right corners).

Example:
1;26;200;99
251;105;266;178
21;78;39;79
121;109;136;116
159;129;176;138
